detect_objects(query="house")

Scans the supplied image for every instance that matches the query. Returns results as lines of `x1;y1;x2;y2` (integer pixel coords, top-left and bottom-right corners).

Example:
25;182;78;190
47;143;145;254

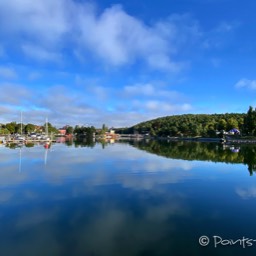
228;128;240;135
58;129;66;136
109;129;115;134
104;129;119;139
34;125;43;133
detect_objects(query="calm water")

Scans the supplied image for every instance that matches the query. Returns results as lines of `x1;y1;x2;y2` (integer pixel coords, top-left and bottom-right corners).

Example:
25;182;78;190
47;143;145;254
1;140;256;256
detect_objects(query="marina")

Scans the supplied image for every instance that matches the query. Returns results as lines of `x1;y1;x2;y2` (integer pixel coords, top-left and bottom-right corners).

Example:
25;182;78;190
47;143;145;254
0;135;55;144
0;115;55;145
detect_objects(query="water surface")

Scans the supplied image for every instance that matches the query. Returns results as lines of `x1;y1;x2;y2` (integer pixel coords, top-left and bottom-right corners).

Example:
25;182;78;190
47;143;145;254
1;140;256;256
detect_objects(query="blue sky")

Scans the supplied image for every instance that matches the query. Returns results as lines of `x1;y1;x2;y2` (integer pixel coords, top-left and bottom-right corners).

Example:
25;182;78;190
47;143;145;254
0;0;255;128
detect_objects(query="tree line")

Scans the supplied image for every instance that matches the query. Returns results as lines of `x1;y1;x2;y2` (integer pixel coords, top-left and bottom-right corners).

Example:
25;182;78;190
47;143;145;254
73;125;96;137
0;122;59;135
116;106;256;137
0;121;98;137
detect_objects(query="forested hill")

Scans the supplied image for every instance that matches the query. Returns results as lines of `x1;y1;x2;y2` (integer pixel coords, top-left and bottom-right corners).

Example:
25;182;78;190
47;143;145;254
117;113;246;137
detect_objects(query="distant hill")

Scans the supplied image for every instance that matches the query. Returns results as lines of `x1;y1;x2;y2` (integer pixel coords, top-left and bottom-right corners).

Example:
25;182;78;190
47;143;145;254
116;113;246;137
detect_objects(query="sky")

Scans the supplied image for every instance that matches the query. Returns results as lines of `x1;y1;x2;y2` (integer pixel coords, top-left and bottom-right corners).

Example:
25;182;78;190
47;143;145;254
0;0;256;128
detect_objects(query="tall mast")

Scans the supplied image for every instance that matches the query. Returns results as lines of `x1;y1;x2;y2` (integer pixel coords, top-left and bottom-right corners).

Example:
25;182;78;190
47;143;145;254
46;117;48;136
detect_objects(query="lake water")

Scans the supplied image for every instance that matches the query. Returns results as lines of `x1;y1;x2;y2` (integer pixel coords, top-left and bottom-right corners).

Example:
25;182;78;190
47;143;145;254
1;140;256;256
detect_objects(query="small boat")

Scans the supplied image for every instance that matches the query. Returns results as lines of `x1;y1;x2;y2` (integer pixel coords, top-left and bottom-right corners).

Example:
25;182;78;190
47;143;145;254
44;142;51;149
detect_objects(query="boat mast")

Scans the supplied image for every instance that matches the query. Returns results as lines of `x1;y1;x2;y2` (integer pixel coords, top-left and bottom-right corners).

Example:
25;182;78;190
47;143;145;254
45;117;48;136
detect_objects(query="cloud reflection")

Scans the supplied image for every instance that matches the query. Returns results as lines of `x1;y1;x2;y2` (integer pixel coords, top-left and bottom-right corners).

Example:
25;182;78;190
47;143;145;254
236;186;256;199
0;189;188;256
0;143;194;200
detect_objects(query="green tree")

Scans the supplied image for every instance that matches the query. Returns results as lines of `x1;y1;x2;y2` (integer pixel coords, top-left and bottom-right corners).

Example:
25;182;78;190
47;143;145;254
226;118;239;131
74;126;96;137
43;122;59;134
100;124;108;135
190;123;202;136
244;106;256;135
218;119;227;131
66;126;74;135
150;127;156;137
6;122;16;134
15;123;22;134
25;123;36;134
170;126;178;136
0;126;10;134
102;124;108;132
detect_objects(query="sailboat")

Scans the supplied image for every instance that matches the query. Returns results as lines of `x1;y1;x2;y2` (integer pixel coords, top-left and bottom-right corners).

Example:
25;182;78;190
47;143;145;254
17;111;25;144
44;117;51;148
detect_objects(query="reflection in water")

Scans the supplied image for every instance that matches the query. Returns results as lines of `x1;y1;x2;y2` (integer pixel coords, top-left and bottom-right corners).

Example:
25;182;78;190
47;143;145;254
242;146;256;175
19;147;21;173
44;148;48;165
59;138;256;176
128;140;256;176
0;188;190;256
1;141;256;255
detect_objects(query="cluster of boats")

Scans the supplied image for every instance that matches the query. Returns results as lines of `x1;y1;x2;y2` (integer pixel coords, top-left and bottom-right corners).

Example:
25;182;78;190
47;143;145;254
0;133;52;149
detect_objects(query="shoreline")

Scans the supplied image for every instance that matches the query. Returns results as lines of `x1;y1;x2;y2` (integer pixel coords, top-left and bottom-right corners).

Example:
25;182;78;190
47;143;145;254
148;136;256;144
2;133;256;145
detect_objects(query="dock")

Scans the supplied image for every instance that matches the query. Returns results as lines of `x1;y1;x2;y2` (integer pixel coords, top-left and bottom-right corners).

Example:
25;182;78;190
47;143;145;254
5;139;56;143
0;135;56;145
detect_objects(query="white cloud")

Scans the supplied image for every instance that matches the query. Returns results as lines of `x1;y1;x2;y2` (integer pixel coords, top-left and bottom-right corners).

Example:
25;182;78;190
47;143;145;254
123;83;185;100
0;79;194;127
202;21;237;49
28;71;41;81
120;82;192;123
0;79;193;127
0;45;5;57
145;101;192;112
0;0;70;47
88;86;109;101
76;4;177;70
21;45;61;62
0;66;17;79
0;1;201;71
235;79;256;90
216;22;235;33
124;83;155;96
0;105;14;116
155;13;201;47
36;85;97;122
0;83;31;105
0;83;92;126
76;7;199;71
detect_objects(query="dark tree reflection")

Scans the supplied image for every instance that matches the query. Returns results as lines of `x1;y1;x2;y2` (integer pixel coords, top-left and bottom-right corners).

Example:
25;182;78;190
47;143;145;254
130;140;256;176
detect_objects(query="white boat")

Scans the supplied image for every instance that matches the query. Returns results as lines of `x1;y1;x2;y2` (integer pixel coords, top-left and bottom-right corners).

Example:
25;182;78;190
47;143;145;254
16;136;25;141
